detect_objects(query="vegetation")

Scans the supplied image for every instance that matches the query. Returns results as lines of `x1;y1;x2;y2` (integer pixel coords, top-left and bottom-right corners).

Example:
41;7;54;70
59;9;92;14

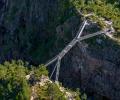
0;61;49;99
33;65;48;81
0;60;30;100
0;60;85;100
1;0;120;64
70;0;120;32
0;0;119;99
35;83;66;100
35;81;85;100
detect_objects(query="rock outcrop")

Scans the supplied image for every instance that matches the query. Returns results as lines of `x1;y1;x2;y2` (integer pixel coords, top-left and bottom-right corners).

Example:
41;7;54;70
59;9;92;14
0;0;75;63
56;17;120;100
0;0;120;100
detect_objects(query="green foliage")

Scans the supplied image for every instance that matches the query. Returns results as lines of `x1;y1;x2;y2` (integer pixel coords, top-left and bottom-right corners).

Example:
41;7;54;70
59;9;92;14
0;60;31;100
71;0;120;32
33;65;48;81
0;60;85;100
65;88;87;100
35;83;66;100
47;83;66;100
75;88;81;100
81;93;87;100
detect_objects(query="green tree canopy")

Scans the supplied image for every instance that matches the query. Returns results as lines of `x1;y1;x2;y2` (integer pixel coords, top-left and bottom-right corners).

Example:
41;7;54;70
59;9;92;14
0;60;31;100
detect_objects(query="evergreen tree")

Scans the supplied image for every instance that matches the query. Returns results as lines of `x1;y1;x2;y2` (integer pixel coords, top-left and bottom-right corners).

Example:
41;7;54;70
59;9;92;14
0;60;31;100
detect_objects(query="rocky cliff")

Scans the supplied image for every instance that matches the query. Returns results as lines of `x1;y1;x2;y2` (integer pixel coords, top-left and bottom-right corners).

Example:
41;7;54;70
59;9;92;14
0;0;120;100
0;0;75;63
56;17;120;100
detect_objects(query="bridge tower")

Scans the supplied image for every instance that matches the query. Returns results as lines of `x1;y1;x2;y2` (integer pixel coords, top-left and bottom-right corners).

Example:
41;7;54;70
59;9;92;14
55;57;61;82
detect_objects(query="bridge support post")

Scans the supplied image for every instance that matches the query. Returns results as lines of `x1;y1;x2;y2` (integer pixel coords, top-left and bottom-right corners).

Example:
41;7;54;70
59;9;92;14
55;57;61;83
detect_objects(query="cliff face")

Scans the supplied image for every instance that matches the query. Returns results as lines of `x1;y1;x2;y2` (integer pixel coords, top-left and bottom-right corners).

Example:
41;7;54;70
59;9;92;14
0;0;52;63
67;43;119;100
56;17;120;100
0;0;120;100
0;0;74;63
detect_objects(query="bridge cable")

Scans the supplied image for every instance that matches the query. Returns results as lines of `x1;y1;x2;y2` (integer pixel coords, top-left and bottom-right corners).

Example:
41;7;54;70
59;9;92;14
55;57;61;82
50;61;58;79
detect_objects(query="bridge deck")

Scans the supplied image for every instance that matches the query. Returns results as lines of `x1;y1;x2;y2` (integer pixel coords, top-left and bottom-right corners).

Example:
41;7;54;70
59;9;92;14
45;17;114;81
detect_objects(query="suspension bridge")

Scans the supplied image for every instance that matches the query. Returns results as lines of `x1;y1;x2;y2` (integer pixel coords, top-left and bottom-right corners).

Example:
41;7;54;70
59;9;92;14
45;13;115;82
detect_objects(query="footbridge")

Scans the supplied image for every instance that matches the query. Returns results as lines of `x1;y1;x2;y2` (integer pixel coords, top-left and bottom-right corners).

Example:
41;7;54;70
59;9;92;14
45;13;115;82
